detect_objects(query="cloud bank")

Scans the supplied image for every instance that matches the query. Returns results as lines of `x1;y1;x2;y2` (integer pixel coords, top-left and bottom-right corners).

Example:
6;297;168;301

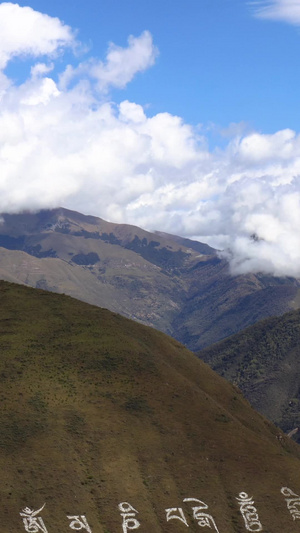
0;3;300;277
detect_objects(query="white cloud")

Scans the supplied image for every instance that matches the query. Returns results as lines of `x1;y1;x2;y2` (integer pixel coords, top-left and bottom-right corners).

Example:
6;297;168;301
238;129;297;161
0;4;300;277
91;31;158;91
31;62;54;78
59;31;158;92
2;72;300;277
252;0;300;25
0;3;75;69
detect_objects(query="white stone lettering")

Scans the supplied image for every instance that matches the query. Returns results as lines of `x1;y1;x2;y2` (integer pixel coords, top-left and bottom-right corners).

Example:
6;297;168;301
281;487;300;521
67;515;92;532
236;492;262;531
118;502;140;533
165;507;189;527
183;498;220;531
20;504;48;533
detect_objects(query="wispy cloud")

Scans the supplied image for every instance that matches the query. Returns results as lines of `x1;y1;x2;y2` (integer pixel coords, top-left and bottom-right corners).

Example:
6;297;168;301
59;31;158;93
251;0;300;25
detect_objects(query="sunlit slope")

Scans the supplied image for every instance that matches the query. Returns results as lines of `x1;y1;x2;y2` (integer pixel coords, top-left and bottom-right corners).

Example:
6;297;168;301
1;281;300;532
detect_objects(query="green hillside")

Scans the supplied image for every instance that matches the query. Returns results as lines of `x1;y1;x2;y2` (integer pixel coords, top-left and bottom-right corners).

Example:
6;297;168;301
1;281;300;532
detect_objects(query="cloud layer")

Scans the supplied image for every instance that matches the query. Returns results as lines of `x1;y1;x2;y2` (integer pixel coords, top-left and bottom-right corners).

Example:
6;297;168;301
0;3;300;277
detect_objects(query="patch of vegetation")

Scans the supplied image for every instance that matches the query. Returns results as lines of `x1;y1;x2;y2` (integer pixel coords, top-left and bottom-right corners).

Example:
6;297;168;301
83;352;122;373
0;412;46;452
124;396;152;413
64;411;86;436
0;234;25;250
24;244;57;258
28;392;48;413
0;234;57;258
124;236;188;271
71;252;100;265
215;413;231;423
73;229;122;246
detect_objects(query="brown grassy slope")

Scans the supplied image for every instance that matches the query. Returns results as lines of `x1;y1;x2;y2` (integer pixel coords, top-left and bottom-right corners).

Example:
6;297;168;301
1;281;300;532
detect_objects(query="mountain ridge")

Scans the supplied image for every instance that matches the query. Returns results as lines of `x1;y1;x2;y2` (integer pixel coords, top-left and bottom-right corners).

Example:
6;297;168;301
0;207;299;351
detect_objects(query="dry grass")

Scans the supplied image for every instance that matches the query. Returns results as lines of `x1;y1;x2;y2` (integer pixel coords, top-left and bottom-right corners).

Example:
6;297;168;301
1;281;300;531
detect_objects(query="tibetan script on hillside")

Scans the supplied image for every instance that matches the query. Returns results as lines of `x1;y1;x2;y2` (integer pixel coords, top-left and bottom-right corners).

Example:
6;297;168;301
20;504;92;532
236;492;262;532
281;486;300;521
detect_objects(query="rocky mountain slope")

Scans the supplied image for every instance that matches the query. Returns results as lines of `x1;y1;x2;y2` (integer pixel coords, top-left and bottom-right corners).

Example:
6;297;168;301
2;281;300;532
0;207;299;351
198;308;300;441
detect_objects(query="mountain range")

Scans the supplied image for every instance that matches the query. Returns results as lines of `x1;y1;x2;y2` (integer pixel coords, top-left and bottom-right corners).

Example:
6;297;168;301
2;281;300;532
0;207;299;351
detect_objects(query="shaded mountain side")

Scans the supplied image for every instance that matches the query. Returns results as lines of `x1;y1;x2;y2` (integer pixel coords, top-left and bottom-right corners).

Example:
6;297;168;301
1;281;300;532
155;230;216;255
198;308;300;440
171;261;300;350
0;207;299;351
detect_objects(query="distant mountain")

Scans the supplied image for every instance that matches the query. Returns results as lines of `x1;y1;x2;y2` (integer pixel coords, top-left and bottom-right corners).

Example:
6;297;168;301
1;281;300;532
198;308;300;440
0;207;299;350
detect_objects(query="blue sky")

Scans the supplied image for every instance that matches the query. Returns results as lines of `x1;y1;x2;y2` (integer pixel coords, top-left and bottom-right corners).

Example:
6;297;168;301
1;0;300;276
7;0;300;133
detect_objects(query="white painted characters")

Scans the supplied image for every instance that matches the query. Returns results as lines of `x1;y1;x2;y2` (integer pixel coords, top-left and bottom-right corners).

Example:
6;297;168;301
236;492;262;532
118;502;140;533
165;507;189;527
20;505;92;532
165;497;220;530
184;498;220;532
20;504;48;533
281;487;300;521
67;515;92;532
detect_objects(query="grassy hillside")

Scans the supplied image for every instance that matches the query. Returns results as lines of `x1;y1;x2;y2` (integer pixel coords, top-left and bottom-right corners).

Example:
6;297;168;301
198;308;300;438
1;282;300;531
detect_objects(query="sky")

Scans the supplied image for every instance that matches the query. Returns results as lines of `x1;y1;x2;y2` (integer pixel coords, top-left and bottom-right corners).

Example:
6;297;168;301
1;0;300;276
